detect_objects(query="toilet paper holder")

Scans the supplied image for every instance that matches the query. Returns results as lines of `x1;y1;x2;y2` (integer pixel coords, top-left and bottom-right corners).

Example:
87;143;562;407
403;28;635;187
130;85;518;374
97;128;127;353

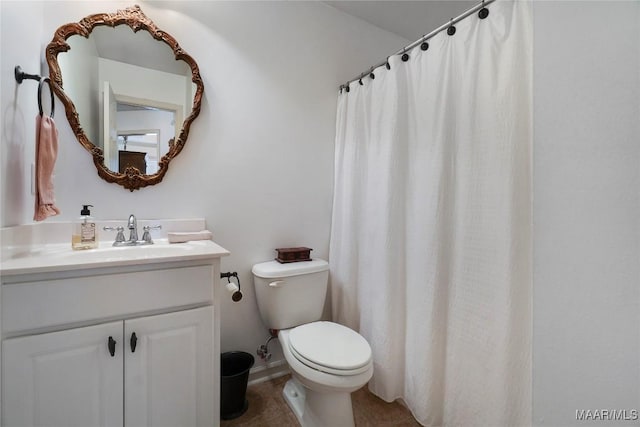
221;271;242;302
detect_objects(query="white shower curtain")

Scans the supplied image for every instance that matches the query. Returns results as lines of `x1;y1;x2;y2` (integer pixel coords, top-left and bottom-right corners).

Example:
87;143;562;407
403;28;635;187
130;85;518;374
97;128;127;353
329;1;532;426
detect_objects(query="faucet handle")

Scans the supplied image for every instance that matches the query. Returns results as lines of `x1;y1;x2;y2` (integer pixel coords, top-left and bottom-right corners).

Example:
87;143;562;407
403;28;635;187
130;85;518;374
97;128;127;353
142;225;162;244
103;226;126;245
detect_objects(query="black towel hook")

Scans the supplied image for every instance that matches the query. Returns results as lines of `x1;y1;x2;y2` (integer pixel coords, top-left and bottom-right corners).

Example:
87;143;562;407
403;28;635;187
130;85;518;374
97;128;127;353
14;65;39;84
38;77;55;118
15;66;54;118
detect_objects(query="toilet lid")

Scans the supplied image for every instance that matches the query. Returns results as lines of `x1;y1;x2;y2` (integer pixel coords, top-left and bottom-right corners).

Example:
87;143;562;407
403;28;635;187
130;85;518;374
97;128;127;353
288;321;372;375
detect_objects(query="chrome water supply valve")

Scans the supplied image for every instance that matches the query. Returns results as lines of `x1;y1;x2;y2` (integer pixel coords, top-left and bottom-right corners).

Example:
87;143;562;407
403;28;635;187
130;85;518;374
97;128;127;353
257;330;278;361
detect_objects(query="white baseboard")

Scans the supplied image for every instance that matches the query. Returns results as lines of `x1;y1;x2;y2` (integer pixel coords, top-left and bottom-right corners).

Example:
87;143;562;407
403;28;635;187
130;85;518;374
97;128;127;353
248;358;290;386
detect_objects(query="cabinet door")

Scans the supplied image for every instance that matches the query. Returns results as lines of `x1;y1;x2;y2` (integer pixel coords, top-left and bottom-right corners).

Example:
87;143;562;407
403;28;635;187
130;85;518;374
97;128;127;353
2;321;124;427
125;306;213;427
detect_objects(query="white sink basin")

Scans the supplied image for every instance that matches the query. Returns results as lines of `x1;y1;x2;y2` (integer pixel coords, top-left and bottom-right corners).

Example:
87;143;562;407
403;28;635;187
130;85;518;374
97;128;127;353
1;239;229;276
11;240;194;259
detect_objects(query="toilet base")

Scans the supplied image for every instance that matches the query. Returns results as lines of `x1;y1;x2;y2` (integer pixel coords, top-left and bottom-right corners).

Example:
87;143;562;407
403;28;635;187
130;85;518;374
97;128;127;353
283;376;355;427
283;377;306;423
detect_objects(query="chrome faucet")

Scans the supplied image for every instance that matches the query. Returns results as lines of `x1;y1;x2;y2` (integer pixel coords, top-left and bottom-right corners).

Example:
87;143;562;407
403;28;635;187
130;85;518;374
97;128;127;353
127;214;139;243
104;215;161;246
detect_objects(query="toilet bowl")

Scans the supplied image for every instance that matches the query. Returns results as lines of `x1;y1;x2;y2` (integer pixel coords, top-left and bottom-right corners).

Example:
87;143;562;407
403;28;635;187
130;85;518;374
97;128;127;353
252;259;373;427
279;323;373;426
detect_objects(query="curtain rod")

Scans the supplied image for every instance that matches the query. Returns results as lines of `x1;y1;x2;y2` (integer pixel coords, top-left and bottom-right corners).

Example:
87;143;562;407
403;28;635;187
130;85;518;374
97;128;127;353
340;0;496;91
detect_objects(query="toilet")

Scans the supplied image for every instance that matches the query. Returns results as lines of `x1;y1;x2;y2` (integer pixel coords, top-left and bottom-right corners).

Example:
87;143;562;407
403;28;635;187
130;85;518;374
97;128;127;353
252;259;373;427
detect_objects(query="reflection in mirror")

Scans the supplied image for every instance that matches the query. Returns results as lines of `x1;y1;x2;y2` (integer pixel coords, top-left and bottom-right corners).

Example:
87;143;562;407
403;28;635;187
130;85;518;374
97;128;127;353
46;5;203;191
114;102;174;175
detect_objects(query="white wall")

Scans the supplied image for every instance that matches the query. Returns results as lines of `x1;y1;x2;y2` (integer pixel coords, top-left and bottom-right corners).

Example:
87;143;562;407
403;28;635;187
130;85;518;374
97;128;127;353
533;2;640;425
0;1;406;371
1;1;43;226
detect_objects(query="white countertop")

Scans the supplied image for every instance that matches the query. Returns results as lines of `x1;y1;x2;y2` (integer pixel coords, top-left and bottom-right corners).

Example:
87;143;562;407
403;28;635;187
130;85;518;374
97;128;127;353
1;219;230;277
1;239;229;277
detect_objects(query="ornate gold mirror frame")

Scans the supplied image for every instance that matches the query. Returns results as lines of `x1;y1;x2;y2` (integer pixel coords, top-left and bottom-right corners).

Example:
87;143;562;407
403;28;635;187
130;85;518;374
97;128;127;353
46;5;204;191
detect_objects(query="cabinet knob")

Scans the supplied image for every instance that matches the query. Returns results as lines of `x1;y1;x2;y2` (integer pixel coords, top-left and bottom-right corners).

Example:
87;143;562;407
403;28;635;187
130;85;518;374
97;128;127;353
130;332;138;353
108;336;116;357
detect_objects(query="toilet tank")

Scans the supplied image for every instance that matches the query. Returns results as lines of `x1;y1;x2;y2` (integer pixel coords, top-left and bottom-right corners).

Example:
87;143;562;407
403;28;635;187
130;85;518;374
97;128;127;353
252;259;329;330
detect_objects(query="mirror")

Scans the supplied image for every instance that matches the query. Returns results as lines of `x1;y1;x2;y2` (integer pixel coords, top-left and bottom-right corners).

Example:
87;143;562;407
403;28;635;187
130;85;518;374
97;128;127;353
46;5;203;191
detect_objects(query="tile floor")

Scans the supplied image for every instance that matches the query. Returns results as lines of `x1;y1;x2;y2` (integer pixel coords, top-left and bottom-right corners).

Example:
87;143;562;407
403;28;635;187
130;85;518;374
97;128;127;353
221;374;421;426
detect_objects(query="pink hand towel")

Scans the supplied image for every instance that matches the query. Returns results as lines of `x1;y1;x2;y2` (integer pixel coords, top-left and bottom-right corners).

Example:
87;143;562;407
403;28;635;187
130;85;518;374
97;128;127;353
33;115;61;221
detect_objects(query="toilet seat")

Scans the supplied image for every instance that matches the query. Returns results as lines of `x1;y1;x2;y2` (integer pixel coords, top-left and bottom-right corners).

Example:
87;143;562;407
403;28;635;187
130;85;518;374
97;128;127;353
288;321;372;376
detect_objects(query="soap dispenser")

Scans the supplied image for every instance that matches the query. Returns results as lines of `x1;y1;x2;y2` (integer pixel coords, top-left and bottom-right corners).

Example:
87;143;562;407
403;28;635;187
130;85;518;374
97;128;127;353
72;204;99;250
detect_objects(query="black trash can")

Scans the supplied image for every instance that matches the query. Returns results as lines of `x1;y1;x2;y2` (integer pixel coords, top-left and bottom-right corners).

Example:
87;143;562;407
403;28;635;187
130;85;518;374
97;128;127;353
220;351;255;420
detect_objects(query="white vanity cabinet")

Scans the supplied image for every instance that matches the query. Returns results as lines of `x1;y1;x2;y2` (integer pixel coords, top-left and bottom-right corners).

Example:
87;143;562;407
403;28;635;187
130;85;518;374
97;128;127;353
0;230;229;427
124;306;213;427
3;320;124;427
3;306;212;427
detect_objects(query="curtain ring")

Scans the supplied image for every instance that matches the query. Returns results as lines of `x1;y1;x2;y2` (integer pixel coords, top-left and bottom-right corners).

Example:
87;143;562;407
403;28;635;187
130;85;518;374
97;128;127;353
401;49;410;62
37;77;55;118
369;67;375;80
478;0;490;19
386;57;391;70
420;35;429;51
359;74;364;85
447;19;456;36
